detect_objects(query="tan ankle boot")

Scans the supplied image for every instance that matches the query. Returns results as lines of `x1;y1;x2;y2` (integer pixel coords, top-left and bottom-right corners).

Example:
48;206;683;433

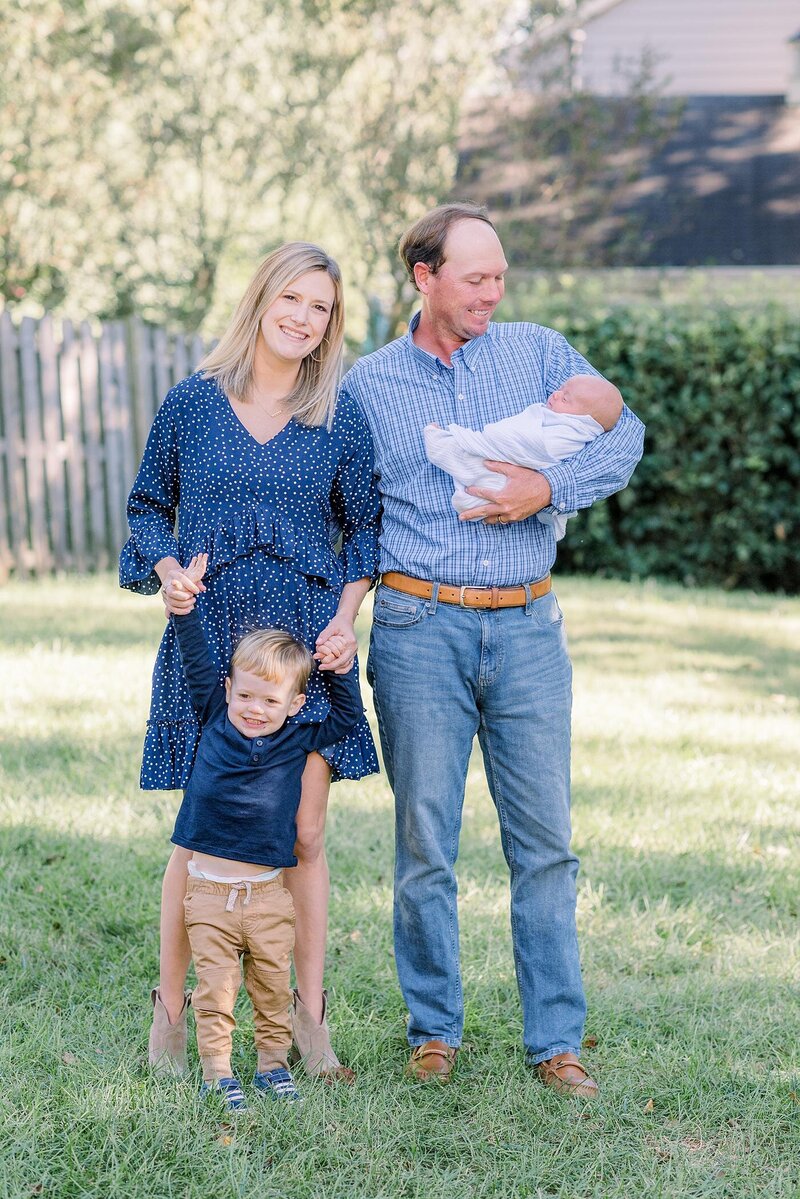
148;987;191;1075
290;989;354;1083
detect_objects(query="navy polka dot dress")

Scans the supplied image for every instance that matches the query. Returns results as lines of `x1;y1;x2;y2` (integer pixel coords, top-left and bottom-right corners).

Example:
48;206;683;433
119;372;380;789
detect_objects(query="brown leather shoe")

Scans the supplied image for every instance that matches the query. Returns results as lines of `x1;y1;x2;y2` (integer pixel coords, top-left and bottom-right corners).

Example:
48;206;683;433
537;1052;598;1099
405;1040;457;1082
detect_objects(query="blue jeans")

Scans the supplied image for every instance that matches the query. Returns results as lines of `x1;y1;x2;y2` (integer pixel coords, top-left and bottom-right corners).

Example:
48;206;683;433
367;582;586;1064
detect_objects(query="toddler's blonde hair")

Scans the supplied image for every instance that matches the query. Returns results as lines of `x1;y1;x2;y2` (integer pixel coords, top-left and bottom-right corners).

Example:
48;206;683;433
230;629;314;694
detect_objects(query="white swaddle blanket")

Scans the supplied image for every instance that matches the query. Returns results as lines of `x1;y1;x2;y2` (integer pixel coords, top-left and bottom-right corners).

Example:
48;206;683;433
424;404;604;540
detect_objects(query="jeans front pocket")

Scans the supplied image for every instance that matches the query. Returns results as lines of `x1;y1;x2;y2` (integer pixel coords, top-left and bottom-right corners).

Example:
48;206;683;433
372;585;430;629
529;590;564;628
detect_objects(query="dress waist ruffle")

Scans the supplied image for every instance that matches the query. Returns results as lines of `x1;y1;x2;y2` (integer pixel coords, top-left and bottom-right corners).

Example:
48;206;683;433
141;718;200;790
200;502;341;584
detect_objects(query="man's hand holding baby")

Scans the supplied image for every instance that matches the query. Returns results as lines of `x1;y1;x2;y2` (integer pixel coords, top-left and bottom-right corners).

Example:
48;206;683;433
460;463;553;525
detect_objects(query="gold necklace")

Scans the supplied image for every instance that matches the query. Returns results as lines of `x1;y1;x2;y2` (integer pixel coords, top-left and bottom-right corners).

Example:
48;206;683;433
250;391;289;420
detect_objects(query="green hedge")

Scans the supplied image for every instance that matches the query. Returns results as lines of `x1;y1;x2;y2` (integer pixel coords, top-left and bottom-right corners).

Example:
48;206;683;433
548;305;800;591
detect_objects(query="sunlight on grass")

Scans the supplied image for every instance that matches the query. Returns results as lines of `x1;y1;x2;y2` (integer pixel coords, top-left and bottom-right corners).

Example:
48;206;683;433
1;574;798;1198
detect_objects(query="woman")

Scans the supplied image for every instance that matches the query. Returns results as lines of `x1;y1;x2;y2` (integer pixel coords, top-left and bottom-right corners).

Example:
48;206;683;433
120;243;379;1081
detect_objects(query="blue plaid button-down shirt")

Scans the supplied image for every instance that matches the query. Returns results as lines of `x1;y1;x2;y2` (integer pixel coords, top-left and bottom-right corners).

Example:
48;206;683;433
341;313;645;588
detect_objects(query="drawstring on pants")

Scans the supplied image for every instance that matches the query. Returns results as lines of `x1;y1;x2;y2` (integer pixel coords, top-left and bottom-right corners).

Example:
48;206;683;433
225;880;253;911
186;860;283;913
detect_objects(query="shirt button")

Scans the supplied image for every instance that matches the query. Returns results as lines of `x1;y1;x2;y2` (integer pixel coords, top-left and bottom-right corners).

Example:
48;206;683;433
457;393;464;400
482;559;490;566
256;740;263;746
252;754;261;763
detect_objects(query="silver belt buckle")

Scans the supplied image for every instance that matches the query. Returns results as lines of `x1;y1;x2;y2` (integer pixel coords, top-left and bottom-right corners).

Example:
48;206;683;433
458;585;468;607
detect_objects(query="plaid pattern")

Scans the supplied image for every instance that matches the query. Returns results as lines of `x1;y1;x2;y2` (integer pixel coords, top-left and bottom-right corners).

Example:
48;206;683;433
342;315;645;587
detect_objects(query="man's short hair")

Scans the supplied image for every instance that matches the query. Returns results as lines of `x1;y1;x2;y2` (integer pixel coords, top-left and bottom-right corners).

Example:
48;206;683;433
230;628;314;694
399;202;496;291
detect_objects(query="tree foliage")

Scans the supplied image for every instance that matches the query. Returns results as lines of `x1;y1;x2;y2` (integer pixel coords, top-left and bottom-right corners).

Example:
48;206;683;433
2;1;669;339
3;1;346;324
2;0;511;334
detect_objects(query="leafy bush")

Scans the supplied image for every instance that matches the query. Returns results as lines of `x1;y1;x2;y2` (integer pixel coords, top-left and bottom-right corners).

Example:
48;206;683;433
549;305;800;592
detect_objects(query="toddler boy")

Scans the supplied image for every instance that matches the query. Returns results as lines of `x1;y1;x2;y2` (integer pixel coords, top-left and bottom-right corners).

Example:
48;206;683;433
170;555;364;1111
424;374;623;540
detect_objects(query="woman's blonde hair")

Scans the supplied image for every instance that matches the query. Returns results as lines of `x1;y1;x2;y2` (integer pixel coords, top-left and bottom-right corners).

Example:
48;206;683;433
230;628;314;694
200;242;344;428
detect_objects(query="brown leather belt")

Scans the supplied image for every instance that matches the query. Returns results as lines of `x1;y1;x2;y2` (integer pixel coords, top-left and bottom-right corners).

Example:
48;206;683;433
380;571;551;610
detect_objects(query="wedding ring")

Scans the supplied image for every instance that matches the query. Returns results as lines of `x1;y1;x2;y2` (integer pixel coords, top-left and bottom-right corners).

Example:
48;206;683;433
497;516;507;525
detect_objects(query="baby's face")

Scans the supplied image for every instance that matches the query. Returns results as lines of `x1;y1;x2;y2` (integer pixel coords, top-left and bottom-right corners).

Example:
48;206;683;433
546;375;622;431
546;378;594;415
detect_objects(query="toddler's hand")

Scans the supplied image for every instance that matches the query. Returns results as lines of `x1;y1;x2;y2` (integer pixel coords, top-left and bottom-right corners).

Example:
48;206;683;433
314;634;354;673
162;553;207;616
314;617;357;673
184;553;208;585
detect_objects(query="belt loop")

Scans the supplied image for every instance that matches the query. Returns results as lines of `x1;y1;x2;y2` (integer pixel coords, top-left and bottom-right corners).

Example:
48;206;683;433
429;581;440;614
523;582;533;616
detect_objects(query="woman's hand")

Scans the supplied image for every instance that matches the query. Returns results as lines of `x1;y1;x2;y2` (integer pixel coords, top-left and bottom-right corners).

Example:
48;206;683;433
160;554;208;616
314;616;358;674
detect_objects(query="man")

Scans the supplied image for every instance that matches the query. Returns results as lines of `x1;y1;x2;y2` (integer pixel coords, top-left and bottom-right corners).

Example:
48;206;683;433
341;202;644;1096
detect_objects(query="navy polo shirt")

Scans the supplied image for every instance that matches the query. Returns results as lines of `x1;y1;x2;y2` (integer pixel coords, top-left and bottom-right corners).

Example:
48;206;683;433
170;611;364;866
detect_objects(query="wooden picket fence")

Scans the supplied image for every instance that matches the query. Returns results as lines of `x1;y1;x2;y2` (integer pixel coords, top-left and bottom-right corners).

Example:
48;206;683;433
0;312;211;577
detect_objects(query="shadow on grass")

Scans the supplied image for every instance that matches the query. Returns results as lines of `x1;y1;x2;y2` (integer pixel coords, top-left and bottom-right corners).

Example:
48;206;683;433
2;822;796;1090
571;625;800;699
0;731;147;794
576;842;797;924
0;584;164;652
0;615;163;652
327;799;798;937
577;729;799;767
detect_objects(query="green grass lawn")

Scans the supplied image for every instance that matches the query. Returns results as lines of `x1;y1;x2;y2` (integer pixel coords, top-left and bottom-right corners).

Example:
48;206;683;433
1;575;798;1199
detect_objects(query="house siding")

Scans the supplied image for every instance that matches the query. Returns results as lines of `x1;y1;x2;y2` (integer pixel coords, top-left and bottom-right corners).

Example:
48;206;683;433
579;0;798;96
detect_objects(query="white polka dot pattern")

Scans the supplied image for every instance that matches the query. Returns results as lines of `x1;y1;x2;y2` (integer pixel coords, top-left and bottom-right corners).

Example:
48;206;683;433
119;372;381;789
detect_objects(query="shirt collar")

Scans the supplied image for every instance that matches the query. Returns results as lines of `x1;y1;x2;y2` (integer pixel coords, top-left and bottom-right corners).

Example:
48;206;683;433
404;310;492;375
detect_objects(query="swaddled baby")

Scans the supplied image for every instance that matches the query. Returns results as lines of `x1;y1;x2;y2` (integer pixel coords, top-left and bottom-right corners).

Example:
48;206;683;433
424;374;623;540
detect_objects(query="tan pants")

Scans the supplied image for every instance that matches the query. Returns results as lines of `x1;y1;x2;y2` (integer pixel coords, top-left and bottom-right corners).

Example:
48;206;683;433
184;876;295;1079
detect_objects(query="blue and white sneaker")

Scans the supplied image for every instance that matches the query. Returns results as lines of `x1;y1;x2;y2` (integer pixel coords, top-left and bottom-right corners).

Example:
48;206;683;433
253;1067;303;1104
200;1076;248;1112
